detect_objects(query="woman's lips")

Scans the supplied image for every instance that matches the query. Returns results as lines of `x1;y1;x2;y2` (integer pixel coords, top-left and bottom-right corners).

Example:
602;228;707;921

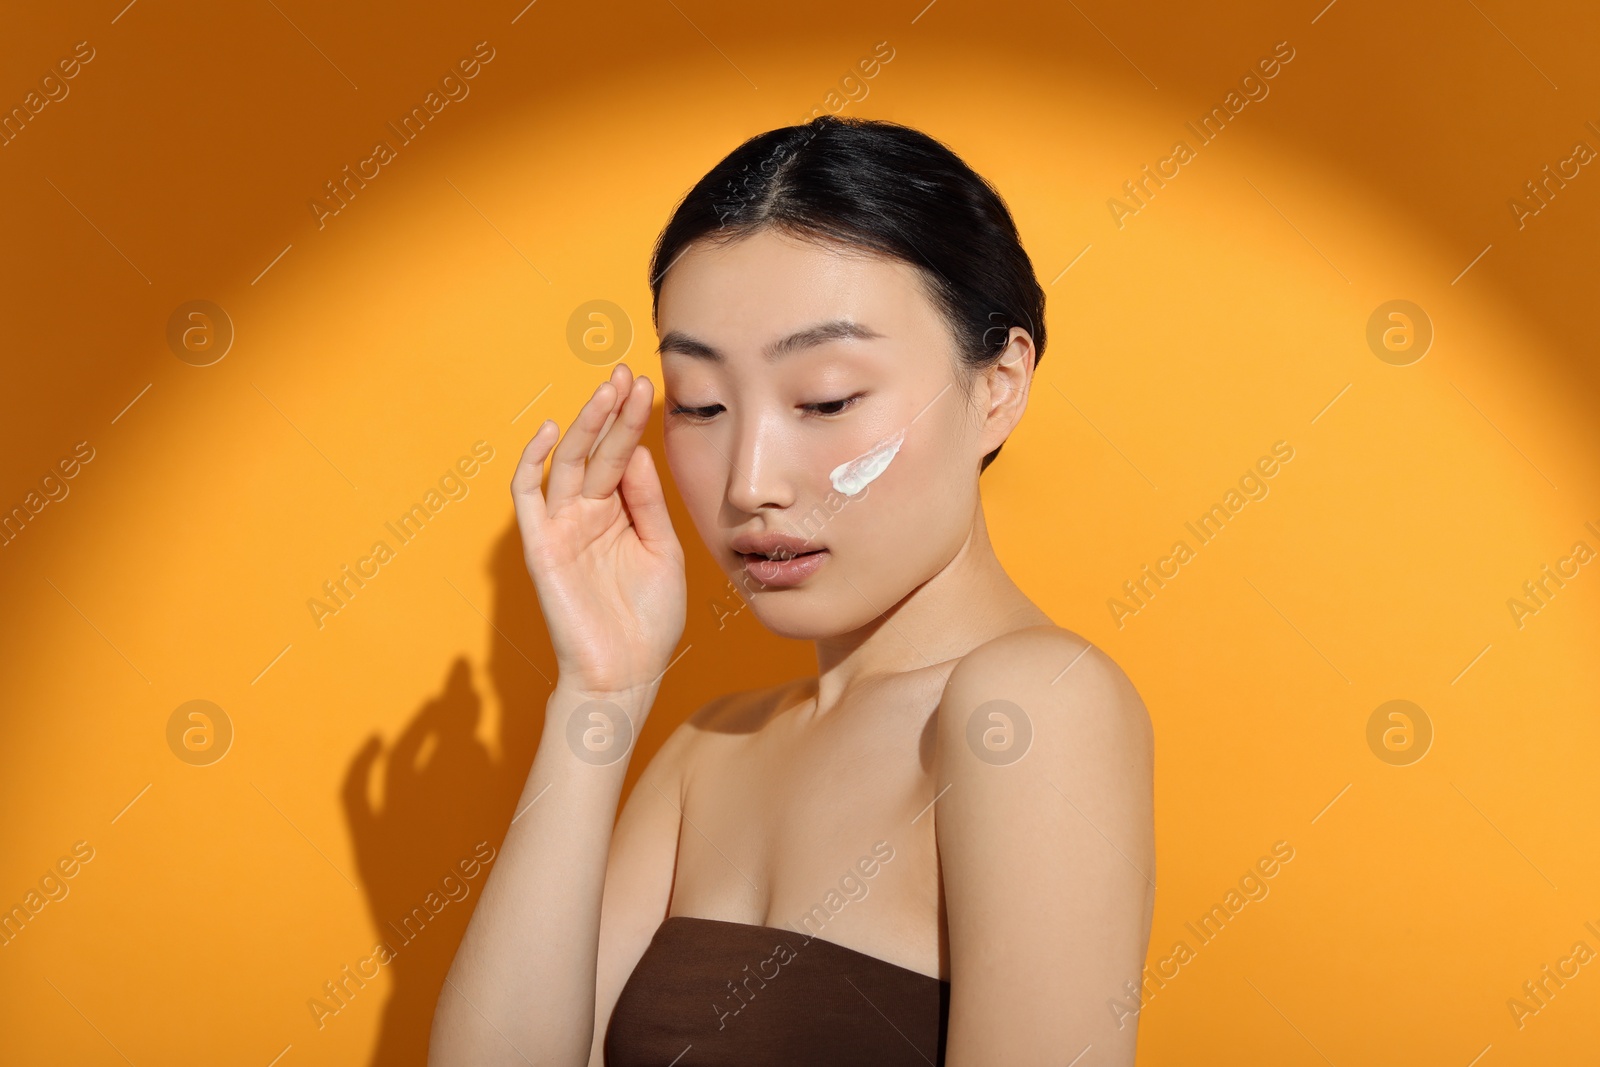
741;548;829;587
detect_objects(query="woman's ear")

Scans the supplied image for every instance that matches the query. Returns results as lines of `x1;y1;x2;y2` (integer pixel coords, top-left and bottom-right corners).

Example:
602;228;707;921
977;327;1035;457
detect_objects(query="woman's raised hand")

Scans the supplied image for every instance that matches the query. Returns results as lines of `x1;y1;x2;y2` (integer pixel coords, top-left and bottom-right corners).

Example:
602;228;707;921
511;363;687;701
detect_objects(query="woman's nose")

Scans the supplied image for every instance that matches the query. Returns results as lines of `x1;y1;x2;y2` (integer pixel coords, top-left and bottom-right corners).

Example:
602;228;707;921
725;415;796;514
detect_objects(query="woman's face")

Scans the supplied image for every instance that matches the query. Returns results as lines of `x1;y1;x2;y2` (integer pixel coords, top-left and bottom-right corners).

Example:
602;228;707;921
656;227;1004;641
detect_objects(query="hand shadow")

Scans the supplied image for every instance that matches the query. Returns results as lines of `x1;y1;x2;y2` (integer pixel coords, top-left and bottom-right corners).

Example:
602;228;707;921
339;522;553;1067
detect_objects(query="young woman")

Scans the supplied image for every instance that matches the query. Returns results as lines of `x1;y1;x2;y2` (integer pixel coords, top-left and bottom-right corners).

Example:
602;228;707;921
429;114;1155;1066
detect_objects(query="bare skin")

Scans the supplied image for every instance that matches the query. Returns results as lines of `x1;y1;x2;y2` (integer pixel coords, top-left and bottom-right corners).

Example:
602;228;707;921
429;228;1155;1067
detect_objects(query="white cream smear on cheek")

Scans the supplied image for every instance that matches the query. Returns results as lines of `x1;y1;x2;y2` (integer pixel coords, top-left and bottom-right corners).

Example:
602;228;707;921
829;427;907;496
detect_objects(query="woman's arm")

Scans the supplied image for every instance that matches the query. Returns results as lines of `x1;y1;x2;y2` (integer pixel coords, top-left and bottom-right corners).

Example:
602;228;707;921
934;625;1156;1065
428;680;664;1066
430;363;688;1065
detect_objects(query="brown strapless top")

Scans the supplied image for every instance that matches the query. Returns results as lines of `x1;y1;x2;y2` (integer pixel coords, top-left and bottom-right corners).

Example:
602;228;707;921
604;916;949;1066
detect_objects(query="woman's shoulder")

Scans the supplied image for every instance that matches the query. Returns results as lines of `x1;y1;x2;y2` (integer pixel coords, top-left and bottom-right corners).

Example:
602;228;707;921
946;623;1088;677
939;623;1150;744
649;678;806;768
683;677;808;733
631;680;801;800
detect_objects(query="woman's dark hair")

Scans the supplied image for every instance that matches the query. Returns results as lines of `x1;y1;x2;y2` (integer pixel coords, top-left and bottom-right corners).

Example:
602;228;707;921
647;114;1046;473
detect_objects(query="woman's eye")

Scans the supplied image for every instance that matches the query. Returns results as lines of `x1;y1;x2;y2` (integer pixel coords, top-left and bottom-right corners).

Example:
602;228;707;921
668;394;863;420
668;403;724;420
804;394;863;417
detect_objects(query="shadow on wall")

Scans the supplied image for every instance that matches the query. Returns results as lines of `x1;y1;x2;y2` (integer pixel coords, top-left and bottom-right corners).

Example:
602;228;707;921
338;409;812;1065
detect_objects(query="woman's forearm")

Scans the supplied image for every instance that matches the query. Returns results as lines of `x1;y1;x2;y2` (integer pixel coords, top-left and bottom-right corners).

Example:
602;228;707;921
428;681;656;1066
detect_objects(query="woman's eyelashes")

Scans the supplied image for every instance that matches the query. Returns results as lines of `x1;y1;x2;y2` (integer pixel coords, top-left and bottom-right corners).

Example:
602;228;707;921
666;402;723;420
803;392;864;417
666;393;865;421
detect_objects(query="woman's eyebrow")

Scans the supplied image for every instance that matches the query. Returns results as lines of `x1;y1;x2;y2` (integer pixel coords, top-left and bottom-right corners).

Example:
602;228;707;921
657;319;885;363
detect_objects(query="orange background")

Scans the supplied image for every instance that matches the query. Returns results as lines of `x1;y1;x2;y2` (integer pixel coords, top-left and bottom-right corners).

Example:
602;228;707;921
2;0;1598;1064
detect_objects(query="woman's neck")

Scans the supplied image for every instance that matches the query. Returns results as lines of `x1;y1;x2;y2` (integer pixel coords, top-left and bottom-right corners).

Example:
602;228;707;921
809;504;1051;716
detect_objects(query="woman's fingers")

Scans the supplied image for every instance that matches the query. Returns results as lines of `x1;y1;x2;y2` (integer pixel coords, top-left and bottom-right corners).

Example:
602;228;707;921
510;418;561;532
586;363;633;460
544;372;624;509
581;375;653;500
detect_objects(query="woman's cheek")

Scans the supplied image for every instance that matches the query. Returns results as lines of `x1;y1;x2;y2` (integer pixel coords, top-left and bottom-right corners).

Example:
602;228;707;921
827;427;906;497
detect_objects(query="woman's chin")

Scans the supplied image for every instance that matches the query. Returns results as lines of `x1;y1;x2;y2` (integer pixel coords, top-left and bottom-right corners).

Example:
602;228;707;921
742;596;864;643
